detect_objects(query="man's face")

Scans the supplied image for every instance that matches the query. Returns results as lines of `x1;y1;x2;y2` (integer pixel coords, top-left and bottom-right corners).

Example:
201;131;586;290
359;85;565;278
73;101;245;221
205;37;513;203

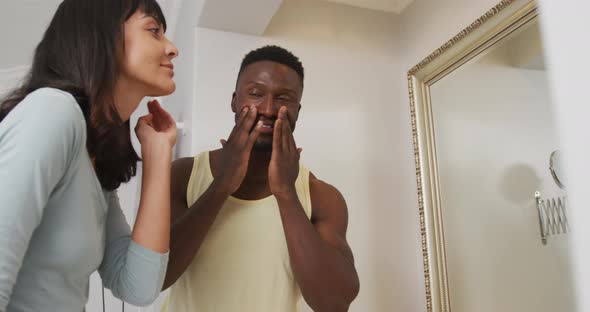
232;61;303;151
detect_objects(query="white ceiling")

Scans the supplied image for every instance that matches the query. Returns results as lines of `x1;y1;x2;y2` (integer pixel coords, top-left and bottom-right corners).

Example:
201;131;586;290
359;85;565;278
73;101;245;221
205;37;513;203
198;0;282;35
0;0;414;70
319;0;415;14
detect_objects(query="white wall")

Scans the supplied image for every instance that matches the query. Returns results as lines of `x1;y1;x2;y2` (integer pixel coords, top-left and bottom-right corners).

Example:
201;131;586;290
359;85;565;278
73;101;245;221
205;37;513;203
0;0;62;69
0;66;28;98
160;0;206;159
537;1;590;311
431;60;574;312
188;1;428;311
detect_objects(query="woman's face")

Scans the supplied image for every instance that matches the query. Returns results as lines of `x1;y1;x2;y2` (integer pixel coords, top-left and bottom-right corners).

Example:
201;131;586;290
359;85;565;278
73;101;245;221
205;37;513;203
119;10;178;99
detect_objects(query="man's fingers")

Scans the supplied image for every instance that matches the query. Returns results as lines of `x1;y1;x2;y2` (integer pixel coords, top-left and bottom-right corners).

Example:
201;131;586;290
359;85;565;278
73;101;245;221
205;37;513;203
273;118;282;153
287;121;298;152
291;128;298;154
246;121;262;150
236;106;250;127
238;106;258;141
279;107;297;154
282;116;291;153
227;106;250;143
278;107;294;153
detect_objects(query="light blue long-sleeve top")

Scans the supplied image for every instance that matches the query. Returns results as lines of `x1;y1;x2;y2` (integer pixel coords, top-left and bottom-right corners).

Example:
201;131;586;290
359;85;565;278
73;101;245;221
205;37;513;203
0;88;168;311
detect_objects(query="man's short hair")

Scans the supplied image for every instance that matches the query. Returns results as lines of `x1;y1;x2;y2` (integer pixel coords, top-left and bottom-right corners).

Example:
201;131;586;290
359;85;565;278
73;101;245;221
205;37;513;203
237;45;305;87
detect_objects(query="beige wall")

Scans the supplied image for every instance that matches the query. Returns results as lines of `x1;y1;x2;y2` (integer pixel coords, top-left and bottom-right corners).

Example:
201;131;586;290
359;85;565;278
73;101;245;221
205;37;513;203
537;0;590;310
399;0;501;67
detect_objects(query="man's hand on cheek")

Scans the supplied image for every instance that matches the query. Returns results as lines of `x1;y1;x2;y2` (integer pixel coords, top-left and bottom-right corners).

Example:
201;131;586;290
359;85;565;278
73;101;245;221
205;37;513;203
269;106;302;199
214;105;261;195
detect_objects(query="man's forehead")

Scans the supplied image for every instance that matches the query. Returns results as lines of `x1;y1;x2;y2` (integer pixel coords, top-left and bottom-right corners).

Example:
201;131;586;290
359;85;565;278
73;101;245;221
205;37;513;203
239;61;302;89
242;61;296;77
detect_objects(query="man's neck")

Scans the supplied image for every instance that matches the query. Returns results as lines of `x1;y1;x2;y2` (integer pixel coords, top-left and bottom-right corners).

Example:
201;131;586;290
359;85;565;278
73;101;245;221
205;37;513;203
242;149;272;184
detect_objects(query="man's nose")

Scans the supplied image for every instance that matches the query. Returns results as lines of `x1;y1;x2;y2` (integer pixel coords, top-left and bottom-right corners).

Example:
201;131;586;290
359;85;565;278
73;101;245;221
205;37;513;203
258;96;277;117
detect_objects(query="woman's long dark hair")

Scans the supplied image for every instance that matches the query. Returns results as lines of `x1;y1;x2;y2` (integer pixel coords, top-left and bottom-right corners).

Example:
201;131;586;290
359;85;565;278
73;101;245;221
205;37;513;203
0;0;167;191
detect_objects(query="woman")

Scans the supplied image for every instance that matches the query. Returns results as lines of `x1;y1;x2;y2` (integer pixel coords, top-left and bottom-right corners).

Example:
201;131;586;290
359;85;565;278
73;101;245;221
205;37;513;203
0;0;179;310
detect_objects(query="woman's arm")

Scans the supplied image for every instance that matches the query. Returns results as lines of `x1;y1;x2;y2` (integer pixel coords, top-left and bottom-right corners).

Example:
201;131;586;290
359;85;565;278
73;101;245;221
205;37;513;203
98;191;170;306
0;89;85;310
98;99;176;306
130;99;176;253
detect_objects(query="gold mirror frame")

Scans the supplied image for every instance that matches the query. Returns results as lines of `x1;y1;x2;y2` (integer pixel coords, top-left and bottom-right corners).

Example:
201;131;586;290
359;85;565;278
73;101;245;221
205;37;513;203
407;0;539;311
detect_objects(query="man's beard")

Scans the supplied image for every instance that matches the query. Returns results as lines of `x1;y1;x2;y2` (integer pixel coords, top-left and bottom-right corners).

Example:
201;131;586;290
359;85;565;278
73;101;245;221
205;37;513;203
253;139;273;152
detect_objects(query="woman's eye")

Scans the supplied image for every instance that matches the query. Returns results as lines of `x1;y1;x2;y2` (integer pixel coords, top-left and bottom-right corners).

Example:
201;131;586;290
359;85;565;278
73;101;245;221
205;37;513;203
149;28;160;34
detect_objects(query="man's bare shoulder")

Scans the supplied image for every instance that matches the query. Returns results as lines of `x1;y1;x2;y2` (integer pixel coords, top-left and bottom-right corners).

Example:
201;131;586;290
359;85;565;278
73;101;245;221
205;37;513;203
308;172;348;223
172;157;195;179
309;172;345;203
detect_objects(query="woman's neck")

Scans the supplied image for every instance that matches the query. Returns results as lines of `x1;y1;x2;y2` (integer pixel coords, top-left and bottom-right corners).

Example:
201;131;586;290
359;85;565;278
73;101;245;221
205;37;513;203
113;77;144;121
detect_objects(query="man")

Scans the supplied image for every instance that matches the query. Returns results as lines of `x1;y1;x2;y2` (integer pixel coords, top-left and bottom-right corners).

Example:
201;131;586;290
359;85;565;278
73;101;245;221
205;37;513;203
162;45;359;312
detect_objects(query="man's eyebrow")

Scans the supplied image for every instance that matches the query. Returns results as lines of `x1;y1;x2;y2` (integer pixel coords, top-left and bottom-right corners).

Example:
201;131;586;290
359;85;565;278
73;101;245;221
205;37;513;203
244;81;298;94
278;88;298;95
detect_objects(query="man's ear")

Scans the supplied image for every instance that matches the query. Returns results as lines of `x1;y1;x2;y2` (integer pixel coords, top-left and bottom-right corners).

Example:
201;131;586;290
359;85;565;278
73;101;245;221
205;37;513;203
231;92;237;113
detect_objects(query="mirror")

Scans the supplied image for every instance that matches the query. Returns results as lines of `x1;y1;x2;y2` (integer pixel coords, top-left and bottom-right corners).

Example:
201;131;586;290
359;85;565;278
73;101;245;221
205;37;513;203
550;150;565;189
408;1;574;311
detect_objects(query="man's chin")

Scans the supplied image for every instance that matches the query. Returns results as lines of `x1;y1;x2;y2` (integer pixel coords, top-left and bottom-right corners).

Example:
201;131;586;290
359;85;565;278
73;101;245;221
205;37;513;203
253;141;273;152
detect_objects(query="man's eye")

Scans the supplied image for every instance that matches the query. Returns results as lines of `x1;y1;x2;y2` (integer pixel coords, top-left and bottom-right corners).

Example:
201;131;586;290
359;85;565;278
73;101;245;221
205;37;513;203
277;96;293;102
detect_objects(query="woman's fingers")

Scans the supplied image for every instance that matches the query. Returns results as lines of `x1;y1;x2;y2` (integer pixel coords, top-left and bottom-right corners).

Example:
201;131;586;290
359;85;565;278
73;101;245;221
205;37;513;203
138;114;154;127
147;99;177;131
155;101;175;126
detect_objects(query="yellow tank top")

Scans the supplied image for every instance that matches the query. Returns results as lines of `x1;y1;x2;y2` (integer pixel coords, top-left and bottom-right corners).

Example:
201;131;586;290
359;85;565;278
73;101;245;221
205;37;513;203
163;151;312;312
